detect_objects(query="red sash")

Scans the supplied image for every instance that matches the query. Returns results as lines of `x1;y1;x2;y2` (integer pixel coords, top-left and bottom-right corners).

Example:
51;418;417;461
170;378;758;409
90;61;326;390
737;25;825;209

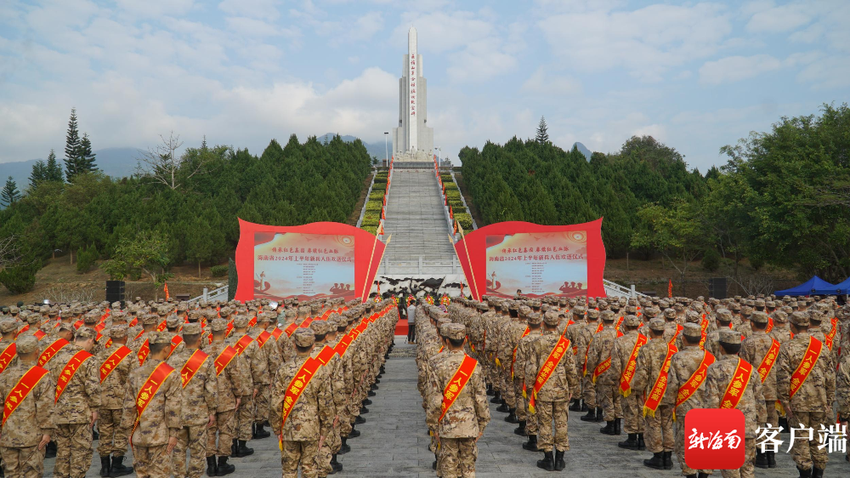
233;334;253;355
38;339;69;367
766;317;774;333
271;328;284;341
168;336;183;357
669;324;684;344
2;365;49;425
55;350;94;402
439;355;477;422
789;337;822;399
698;319;709;350
180;349;209;387
529;336;570;414
15;325;29;338
720;358;753;410
824;318;838;351
129;317;138;328
213;346;238;376
257;331;272;349
756;339;780;383
511;327;530;378
300;317;314;328
0;343;16;374
34;330;47;341
137;340;150;366
334;334;354;357
248;316;257;327
315;344;336;366
132;362;175;442
619;334;648;397
675;351;716;411
281;357;322;426
156;320;168;332
592;355;612;384
643;343;678;417
100;346;132;382
284;323;299;337
582;323;605;376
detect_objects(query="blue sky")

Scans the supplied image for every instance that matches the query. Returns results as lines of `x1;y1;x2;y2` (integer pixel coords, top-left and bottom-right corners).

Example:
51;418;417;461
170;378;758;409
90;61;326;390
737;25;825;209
0;0;848;171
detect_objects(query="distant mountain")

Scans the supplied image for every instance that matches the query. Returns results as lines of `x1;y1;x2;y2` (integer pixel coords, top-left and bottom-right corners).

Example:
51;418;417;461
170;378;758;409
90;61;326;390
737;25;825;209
573;142;592;161
0;147;142;190
318;133;389;162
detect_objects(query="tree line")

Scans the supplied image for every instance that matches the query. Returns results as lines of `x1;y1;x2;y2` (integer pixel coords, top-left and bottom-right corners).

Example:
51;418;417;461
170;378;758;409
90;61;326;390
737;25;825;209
460;104;850;285
0;124;372;293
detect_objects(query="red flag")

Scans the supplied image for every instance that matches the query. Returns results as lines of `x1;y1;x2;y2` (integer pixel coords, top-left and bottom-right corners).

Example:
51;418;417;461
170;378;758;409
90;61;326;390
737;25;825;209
668;279;673;298
376;221;385;236
460;281;465;296
453;220;458;235
164;283;170;300
377;282;381;294
381;207;386;220
449;206;454;219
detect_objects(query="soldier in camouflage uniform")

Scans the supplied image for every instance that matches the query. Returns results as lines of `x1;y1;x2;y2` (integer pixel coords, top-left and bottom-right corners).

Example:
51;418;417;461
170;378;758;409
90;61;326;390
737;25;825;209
579;309;602;422
776;312;836;477
705;309;733;359
739;311;779;468
309;319;345;476
667;323;714;476
252;313;278;439
0;336;53;478
96;325;135;477
526;311;580;472
205;318;245;476
515;312;543;450
49;326;100;478
271;328;333;478
120;332;183;478
703;329;767;478
0;319;19;371
224;315;266;458
166;322;217;478
610;315;647;451
770;311;793;344
632;319;675;471
587;310;622;436
566;306;586;412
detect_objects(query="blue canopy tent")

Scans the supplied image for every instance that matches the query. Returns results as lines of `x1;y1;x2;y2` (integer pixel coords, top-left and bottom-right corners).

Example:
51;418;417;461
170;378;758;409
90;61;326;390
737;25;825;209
812;277;850;295
774;276;835;296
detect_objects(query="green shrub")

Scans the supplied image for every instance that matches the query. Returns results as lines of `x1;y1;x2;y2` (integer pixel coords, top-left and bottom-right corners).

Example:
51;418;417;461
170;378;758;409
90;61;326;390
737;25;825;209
373;176;387;184
454;213;473;231
360;225;378;235
76;244;99;273
211;265;228;277
444;182;458;191
446;189;461;201
701;249;721;272
440;174;453;182
0;262;39;294
369;191;384;200
365;200;383;212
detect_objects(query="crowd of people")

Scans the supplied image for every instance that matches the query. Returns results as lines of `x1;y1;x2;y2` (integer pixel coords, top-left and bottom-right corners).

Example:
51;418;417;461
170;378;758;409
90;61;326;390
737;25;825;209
0;297;397;478
415;294;850;478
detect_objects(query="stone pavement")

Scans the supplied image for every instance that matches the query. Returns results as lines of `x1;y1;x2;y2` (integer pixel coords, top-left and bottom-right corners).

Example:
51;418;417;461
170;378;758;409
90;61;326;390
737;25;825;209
56;337;850;477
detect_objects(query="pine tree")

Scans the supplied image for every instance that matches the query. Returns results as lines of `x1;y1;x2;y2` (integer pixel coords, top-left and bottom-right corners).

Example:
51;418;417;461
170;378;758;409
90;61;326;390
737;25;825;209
64;108;81;181
76;133;97;174
536;116;550;144
45;149;64;182
29;160;46;187
1;176;21;207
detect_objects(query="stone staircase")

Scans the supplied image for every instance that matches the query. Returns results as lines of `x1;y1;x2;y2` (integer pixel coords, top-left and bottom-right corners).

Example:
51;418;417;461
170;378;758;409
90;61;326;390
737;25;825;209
381;168;458;275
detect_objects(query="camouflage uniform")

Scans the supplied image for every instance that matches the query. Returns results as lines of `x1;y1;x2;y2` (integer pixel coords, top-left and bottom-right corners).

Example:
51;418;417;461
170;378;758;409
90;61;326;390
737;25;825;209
776;312;836;473
96;325;137;470
49;329;101;478
631;320;675;460
309;319;346;476
426;323;489;478
578;310;600;413
270;329;333;478
224;317;267;449
166;323;217;478
586;313;620;425
206;320;247;461
739;313;779;429
609;316;646;443
120;332;183;478
703;330;767;478
0;337;54;478
515;315;542;440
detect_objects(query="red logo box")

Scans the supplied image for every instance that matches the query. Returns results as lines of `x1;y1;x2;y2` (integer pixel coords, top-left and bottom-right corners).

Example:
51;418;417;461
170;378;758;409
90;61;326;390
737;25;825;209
684;408;746;470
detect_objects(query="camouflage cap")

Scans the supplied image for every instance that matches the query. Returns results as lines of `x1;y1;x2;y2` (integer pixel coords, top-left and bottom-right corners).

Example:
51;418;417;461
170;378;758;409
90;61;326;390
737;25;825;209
750;311;770;325
25;314;40;325
600;310;615;323
16;336;39;354
755;299;766;308
772;310;788;324
149;331;171;345
310;320;331;336
182;323;202;335
293;328;315;348
715;309;732;323
518;306;532;319
166;315;181;329
572;306;586;316
75;327;97;341
110;325;128;339
718;329;741;346
685;311;701;324
8;306;19;314
210;319;228;332
789;312;809;327
663;308;676;319
527;312;543;326
587;309;599;320
0;319;17;334
648;318;666;332
142;314;158;326
233;316;249;328
623;315;640;328
543;311;560;326
682;323;702;339
440;323;466;341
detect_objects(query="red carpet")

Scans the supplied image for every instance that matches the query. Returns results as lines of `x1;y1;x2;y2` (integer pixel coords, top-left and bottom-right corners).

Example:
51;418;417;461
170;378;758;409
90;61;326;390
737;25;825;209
395;319;408;336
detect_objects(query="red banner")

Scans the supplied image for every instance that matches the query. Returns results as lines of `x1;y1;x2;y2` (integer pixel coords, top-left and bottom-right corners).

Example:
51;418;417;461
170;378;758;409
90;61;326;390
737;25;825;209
453;219;606;300
234;219;386;303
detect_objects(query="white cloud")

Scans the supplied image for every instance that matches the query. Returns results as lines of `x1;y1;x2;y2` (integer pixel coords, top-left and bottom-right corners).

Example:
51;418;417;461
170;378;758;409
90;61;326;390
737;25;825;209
521;67;582;96
745;2;811;33
698;54;782;85
114;0;194;18
219;0;281;19
796;56;850;90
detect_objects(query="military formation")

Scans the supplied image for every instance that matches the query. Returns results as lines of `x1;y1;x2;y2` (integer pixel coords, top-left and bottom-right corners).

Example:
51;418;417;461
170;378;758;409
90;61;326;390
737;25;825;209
0;297;397;478
416;294;850;478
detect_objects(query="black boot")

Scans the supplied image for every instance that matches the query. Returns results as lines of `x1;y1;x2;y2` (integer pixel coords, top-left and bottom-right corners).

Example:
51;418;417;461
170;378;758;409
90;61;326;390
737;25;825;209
779;416;790;433
230;439;237;456
253;423;270;439
615;418;622;435
522;434;538;451
45;441;57;458
698;474;710;478
580;408;597;421
797;467;812;478
811;467;824;478
216;456;235;476
234;440;254;457
99;456;111;477
505;409;518;423
755;451;769;469
368;390;376;397
637;433;646;450
554;450;566;471
486;384;495;396
536;451;555;471
93;428;99;440
513;420;526;436
569;398;582;411
349;426;361;438
600;420;616;435
206;456;217;476
496;400;510;413
686;475;696;478
595;407;604;422
360;406;370;414
490;391;501;404
109;455;133;477
331;454;343;473
767;450;776;468
370;383;378;391
618;433;638;450
643;452;665;470
363;398;373;405
355;415;366;425
339;437;351;454
663;451;673;470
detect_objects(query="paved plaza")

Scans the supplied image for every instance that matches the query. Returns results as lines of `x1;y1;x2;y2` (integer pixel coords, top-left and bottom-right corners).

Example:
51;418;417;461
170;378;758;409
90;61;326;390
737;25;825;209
60;337;849;477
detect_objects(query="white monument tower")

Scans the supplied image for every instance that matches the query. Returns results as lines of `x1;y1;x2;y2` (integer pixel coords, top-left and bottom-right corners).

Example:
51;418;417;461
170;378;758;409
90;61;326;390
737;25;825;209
392;26;434;161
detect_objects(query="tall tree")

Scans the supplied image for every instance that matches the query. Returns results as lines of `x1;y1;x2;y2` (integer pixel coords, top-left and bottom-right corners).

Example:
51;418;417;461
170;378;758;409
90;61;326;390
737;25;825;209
76;133;97;174
45;149;64;182
536;116;549;144
64;108;81;180
136;131;210;190
29;161;46;187
1;177;21;207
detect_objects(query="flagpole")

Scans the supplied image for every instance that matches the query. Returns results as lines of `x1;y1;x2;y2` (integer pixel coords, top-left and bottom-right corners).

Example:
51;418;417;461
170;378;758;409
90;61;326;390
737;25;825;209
360;234;381;304
449;227;481;302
